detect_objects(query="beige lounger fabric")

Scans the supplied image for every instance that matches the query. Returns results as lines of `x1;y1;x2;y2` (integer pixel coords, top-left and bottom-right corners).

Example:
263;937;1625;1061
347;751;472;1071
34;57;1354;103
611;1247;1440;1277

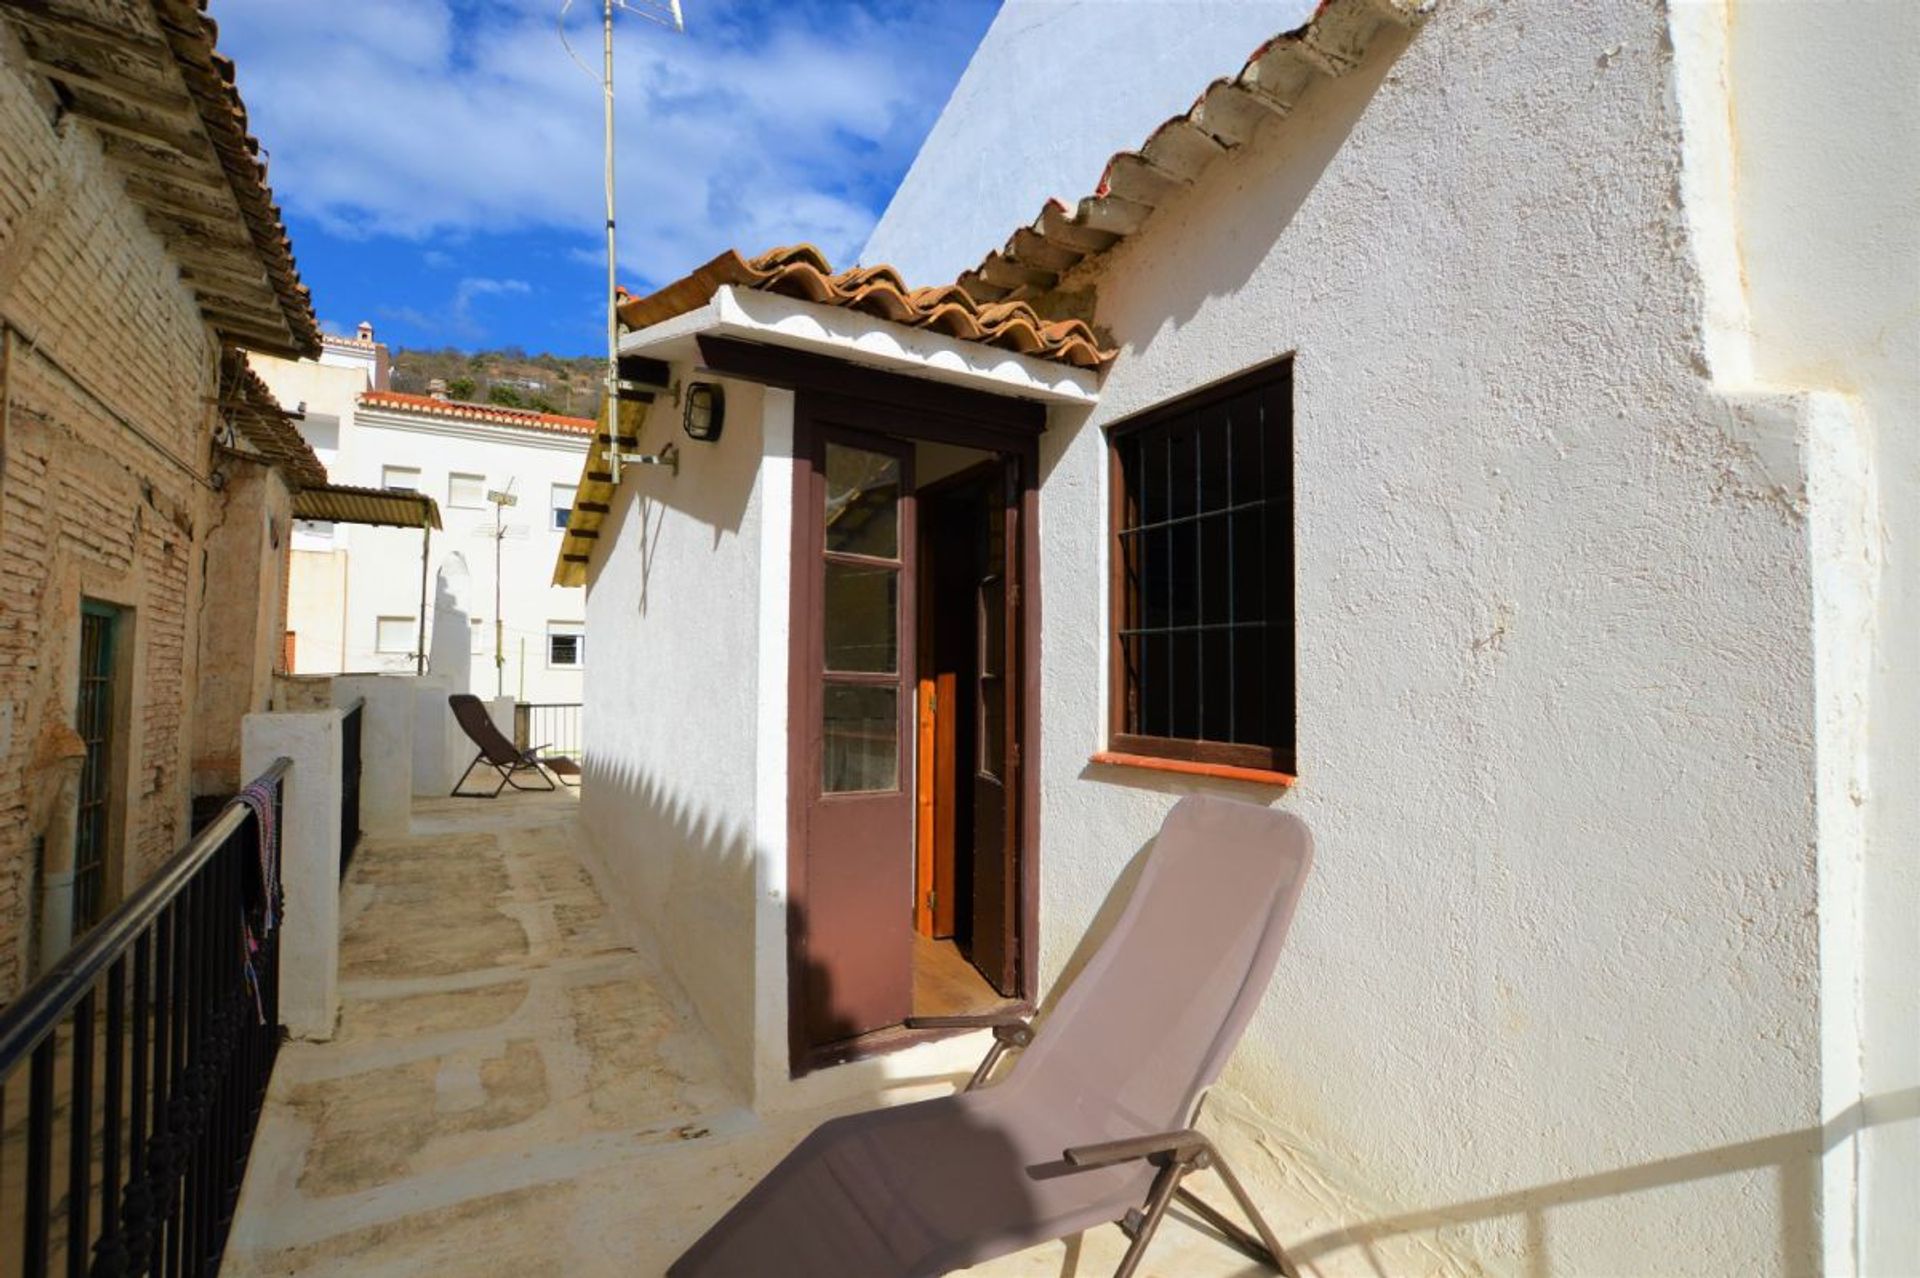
669;795;1313;1277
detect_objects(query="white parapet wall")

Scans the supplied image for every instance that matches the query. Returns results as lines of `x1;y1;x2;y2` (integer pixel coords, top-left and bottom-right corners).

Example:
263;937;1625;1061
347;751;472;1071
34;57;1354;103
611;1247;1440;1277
242;708;343;1041
412;675;468;798
330;675;415;836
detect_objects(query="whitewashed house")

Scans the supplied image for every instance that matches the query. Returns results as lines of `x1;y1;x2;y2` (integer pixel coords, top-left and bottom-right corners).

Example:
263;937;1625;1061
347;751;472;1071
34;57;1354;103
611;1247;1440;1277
253;339;595;707
556;2;1916;1274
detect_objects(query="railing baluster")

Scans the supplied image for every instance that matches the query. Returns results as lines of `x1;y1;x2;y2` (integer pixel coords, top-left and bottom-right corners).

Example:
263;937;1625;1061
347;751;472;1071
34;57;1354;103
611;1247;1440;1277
67;986;95;1278
25;1036;54;1275
145;905;173;1278
2;761;289;1278
187;868;208;1275
100;956;125;1266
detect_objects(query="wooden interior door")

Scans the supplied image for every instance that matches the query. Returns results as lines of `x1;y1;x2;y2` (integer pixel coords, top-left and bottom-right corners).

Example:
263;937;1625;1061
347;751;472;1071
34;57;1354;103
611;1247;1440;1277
969;461;1019;996
798;430;916;1048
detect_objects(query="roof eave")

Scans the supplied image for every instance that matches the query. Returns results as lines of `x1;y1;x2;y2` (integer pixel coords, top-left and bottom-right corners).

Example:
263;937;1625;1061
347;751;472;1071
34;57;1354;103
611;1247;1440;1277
622;285;1101;408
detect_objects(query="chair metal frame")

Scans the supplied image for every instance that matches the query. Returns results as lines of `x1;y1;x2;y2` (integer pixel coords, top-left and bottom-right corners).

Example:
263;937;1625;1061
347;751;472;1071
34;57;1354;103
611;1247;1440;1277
906;1012;1298;1278
447;694;560;799
450;747;558;798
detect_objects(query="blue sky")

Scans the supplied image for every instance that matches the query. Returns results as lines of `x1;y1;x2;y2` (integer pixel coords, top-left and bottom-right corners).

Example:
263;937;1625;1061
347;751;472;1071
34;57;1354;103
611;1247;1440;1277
217;0;999;355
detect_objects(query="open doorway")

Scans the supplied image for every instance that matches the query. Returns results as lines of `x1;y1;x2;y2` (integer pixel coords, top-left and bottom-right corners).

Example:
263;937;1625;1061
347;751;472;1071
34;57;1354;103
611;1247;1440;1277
912;449;1021;1020
788;399;1034;1072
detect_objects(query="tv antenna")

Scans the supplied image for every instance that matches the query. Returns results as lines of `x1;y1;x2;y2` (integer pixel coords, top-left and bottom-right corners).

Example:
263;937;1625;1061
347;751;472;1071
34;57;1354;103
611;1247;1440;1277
560;0;685;486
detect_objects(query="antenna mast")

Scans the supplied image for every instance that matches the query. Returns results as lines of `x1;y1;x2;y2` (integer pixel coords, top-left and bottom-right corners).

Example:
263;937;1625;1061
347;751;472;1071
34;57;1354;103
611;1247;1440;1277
569;0;684;485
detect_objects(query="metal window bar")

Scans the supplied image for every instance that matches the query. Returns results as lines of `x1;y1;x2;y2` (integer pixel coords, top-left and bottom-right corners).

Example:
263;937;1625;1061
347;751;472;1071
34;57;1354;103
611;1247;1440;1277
1117;392;1285;750
339;700;364;881
513;703;584;765
0;757;291;1278
74;609;115;934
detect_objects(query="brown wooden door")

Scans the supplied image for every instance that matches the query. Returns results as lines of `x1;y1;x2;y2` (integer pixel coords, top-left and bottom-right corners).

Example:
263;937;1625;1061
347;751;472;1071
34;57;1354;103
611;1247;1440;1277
969;461;1019;996
798;429;916;1047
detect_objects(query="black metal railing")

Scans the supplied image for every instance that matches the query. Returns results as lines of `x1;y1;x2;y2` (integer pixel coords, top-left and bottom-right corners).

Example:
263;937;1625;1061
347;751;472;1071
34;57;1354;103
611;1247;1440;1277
339;699;364;881
513;703;582;764
0;758;291;1277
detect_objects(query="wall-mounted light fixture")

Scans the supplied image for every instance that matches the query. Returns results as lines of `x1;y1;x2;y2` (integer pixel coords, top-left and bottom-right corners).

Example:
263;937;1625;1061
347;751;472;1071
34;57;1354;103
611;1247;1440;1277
682;381;724;443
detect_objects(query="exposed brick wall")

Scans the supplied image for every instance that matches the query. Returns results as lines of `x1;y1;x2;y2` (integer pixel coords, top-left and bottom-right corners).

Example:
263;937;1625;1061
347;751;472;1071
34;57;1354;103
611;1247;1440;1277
0;35;241;998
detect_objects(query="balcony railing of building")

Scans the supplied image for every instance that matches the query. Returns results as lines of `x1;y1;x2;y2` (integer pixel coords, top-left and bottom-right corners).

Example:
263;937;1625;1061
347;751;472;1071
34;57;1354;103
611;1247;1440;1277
514;702;583;765
0;758;291;1277
340;698;364;880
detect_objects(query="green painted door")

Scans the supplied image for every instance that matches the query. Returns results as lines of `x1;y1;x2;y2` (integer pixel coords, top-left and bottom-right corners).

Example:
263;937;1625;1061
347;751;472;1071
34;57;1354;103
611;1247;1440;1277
74;601;119;932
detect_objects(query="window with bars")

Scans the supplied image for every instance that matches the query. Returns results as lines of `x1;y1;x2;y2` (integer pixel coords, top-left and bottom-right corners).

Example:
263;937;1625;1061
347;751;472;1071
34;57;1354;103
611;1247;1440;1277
1109;359;1295;774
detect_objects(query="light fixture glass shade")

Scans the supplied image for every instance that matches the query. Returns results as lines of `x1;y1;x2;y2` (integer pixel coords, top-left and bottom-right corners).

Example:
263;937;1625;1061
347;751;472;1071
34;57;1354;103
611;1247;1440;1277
683;382;725;442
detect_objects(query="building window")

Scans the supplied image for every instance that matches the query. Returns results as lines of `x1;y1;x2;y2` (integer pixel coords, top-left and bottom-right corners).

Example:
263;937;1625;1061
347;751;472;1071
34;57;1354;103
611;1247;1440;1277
1109;358;1295;774
375;615;415;654
381;465;420;492
551;483;575;530
471;617;487;655
547;623;584;668
449;472;487;509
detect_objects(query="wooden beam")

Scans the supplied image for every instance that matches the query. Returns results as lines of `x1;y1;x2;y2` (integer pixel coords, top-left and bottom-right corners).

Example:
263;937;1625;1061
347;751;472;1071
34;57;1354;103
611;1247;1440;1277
1;5;171;60
696;335;1048;435
568;528;599;540
576;501;610;515
196;308;293;349
193;291;286;329
72;106;211;161
617;353;671;391
125;179;236;226
148;206;251;247
594;433;638;448
27;56;197;120
562;553;591;564
178;259;270;296
99;137;229;190
585;471;613;484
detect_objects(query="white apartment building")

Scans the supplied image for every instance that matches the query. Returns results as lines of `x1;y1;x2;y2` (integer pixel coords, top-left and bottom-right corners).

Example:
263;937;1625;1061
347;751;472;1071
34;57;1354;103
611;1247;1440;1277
253;328;593;705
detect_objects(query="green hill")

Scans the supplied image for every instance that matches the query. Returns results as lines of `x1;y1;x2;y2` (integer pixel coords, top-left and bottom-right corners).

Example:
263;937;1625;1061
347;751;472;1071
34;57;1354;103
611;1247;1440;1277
387;347;607;418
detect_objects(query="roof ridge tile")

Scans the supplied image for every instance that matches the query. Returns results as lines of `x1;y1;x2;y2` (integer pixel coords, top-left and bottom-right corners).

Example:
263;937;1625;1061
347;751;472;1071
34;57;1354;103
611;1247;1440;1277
956;0;1434;307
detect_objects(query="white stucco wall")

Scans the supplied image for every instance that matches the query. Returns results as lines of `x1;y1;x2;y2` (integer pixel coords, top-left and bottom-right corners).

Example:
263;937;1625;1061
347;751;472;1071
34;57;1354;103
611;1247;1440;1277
1712;6;1919;1270
862;2;1883;1273
326;407;588;702
859;0;1315;284
579;381;772;1093
568;4;1909;1269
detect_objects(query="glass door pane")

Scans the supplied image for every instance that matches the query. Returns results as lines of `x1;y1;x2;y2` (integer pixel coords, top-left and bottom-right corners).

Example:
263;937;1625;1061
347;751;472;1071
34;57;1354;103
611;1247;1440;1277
823;683;899;793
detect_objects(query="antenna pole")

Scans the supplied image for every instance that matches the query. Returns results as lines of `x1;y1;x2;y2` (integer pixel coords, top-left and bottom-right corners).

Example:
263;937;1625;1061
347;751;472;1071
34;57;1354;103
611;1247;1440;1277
603;0;621;487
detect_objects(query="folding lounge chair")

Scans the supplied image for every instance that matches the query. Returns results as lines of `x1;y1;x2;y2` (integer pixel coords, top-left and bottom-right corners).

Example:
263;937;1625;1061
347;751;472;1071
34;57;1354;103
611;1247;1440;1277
447;693;559;798
670;794;1313;1278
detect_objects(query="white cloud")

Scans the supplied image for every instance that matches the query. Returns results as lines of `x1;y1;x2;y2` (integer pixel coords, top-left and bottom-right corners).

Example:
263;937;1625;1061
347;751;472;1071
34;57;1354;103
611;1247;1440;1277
451;276;533;333
219;0;982;286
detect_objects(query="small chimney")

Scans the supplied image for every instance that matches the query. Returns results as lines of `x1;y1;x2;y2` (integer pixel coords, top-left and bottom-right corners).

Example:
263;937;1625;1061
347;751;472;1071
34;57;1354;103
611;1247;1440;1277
428;378;449;401
356;320;374;342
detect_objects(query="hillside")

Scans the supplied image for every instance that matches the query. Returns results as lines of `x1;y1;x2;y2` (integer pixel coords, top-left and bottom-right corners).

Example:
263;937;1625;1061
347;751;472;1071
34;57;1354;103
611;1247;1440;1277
387;347;607;418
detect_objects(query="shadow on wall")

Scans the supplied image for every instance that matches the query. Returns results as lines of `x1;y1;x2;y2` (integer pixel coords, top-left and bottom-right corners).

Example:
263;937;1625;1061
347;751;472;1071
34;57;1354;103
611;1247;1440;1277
580;747;761;1085
1283;1086;1920;1278
623;383;765;616
1091;24;1412;364
576;743;914;1080
1001;796;1878;1278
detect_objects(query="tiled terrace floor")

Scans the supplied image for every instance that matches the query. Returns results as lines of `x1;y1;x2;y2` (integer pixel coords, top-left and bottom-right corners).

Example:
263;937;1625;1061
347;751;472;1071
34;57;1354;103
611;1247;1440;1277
224;790;1449;1277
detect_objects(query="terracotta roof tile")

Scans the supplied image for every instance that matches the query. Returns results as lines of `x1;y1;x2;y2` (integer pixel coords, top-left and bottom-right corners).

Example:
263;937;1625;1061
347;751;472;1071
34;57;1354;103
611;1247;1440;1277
616;244;1114;369
958;0;1433;305
1;1;321;356
221;351;327;489
359;390;597;438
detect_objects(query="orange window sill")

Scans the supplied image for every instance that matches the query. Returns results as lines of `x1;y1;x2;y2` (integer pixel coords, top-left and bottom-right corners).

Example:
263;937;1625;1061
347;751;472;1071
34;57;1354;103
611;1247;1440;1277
1090;751;1297;788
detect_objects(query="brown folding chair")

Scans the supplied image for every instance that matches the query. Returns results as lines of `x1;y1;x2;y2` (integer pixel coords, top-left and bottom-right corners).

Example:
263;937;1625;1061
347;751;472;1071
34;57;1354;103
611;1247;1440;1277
447;694;558;798
669;794;1313;1278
